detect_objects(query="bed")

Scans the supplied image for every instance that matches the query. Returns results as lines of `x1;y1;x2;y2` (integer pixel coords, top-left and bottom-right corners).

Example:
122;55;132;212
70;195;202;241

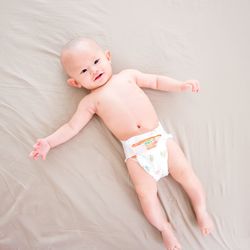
1;0;249;249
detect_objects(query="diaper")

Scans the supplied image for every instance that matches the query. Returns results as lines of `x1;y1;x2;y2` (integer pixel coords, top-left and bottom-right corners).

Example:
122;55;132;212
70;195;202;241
120;123;173;181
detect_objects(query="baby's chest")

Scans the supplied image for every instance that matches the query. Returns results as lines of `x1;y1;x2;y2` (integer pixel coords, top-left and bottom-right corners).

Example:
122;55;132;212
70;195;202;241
96;80;146;113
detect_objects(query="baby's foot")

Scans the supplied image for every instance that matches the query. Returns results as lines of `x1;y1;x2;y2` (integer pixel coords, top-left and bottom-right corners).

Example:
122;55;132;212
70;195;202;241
161;224;182;250
196;209;214;235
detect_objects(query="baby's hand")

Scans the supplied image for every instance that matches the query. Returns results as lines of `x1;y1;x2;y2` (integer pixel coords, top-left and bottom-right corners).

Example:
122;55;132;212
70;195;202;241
180;80;200;93
29;138;51;160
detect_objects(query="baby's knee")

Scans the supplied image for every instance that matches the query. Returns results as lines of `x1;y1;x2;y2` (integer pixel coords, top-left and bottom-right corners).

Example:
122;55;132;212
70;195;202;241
134;183;157;199
174;166;195;184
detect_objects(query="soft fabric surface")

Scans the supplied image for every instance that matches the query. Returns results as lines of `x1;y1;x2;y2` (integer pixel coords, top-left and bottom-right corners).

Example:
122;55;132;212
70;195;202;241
1;0;249;249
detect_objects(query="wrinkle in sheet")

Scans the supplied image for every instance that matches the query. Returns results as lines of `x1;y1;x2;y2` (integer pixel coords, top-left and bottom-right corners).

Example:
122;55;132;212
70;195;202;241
0;176;32;232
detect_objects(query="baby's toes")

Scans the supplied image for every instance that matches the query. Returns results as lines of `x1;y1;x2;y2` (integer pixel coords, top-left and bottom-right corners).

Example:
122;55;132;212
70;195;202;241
202;227;212;236
171;245;181;250
169;243;182;250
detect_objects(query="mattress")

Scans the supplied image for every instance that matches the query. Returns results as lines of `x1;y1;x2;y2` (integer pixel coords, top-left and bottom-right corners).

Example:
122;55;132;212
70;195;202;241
1;0;249;249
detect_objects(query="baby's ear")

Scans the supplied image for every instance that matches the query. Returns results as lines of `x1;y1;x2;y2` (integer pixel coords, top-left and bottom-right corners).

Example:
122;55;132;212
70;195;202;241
105;50;111;62
67;78;81;88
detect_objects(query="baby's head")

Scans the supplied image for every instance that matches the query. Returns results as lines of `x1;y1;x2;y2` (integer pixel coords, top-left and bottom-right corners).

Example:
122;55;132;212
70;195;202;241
60;37;112;91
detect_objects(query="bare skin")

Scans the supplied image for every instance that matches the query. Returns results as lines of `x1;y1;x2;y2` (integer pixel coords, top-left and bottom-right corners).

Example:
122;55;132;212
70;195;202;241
29;38;214;250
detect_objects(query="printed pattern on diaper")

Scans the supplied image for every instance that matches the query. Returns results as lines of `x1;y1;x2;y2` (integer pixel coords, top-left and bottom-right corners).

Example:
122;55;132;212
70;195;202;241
121;123;173;181
131;135;169;181
136;145;168;181
131;134;162;152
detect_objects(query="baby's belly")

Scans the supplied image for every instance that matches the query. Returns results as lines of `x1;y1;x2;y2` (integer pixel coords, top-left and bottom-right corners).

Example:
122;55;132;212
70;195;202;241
98;103;159;141
95;78;160;141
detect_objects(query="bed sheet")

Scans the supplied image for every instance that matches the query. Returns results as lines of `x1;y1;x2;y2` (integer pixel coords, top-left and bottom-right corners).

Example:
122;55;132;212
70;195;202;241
1;0;250;249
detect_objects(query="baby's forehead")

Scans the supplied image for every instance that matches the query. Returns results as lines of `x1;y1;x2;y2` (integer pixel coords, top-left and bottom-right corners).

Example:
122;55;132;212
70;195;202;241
60;38;103;70
70;47;101;64
63;38;101;54
63;44;102;63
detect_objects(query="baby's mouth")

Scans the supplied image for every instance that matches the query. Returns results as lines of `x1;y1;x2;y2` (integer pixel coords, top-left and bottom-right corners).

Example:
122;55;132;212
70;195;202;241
94;73;104;81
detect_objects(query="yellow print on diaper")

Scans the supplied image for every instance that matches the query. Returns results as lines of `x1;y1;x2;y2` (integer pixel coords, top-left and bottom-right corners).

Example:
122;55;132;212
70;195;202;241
132;134;162;150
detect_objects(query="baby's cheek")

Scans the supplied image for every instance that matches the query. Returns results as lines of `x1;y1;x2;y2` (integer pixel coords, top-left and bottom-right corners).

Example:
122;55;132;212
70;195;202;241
84;79;92;89
79;76;88;87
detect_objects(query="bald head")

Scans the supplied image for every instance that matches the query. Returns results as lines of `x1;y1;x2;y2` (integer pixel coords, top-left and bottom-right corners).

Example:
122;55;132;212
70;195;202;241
60;38;103;74
59;37;112;89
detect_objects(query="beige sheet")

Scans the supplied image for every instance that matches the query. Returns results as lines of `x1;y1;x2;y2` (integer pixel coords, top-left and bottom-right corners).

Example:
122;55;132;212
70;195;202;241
1;0;249;249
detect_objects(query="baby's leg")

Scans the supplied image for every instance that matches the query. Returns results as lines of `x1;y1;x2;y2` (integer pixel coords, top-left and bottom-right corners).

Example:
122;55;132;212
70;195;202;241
126;158;181;250
167;139;214;235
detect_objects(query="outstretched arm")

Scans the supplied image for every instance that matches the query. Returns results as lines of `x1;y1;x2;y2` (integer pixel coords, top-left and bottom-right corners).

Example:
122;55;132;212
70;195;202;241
129;69;200;93
29;94;96;160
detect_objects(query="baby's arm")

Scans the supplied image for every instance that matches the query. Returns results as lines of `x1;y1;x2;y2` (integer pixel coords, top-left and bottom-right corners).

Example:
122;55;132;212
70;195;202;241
29;94;96;160
128;69;200;92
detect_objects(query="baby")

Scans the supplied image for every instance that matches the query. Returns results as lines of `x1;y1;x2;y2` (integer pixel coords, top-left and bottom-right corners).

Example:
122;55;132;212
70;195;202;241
29;38;214;250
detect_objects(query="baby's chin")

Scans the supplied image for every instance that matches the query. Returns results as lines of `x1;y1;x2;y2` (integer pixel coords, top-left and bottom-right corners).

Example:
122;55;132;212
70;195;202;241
99;72;112;84
89;76;110;90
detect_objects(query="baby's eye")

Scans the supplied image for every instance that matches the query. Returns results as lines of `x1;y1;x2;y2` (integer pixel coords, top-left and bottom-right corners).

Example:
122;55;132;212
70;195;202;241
81;69;87;74
94;59;100;64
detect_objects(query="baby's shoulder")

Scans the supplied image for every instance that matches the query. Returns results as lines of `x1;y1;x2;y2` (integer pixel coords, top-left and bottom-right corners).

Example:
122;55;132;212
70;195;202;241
118;69;141;80
78;92;96;109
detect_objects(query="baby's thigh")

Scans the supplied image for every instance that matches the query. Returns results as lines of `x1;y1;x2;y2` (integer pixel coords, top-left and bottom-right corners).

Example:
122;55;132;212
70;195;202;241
126;157;157;197
166;139;194;180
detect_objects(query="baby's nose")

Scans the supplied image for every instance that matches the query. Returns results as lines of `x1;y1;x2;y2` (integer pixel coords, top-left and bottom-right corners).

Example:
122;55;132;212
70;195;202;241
90;66;98;75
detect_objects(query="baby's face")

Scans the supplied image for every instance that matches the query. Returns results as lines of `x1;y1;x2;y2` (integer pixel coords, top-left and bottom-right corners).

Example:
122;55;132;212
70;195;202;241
62;43;112;90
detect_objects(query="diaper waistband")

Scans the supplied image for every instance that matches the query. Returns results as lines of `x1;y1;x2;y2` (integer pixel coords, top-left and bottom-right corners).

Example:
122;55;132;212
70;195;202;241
120;122;166;146
120;123;172;161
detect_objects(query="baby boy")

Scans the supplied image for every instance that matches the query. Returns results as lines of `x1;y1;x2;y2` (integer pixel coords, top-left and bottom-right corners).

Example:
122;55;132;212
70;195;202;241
29;38;214;250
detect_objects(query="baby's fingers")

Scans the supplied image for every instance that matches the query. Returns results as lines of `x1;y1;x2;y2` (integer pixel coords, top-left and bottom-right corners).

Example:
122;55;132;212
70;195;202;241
192;81;200;92
185;80;200;93
34;152;40;160
193;85;198;92
29;150;36;158
29;150;40;160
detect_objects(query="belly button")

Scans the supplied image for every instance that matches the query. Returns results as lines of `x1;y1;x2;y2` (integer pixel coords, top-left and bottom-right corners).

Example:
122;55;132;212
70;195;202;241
137;125;141;128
